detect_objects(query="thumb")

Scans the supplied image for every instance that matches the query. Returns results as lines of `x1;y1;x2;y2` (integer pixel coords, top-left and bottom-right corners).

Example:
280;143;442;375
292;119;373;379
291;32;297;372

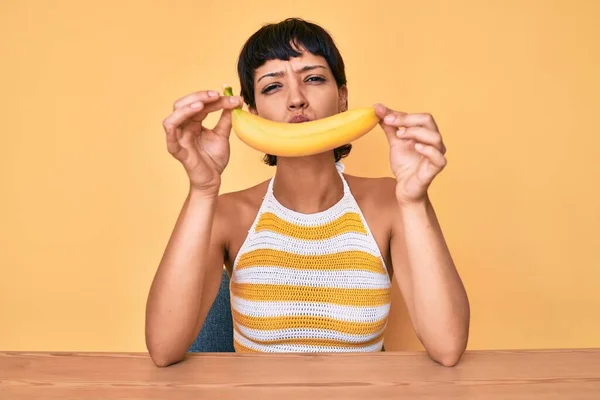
373;103;399;143
213;108;234;138
374;103;391;119
213;96;242;137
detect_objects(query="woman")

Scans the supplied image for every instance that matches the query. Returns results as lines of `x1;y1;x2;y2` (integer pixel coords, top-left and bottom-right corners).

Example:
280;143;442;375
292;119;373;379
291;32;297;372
145;18;470;367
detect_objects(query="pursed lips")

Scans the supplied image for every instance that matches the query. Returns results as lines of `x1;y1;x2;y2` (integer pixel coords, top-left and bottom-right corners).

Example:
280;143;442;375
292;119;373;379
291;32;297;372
288;115;311;123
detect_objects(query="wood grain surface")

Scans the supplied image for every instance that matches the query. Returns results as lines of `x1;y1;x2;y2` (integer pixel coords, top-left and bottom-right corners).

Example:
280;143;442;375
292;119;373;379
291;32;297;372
1;349;599;399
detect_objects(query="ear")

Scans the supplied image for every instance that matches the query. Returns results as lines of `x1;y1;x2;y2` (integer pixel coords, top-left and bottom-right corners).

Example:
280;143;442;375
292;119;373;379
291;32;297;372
339;85;348;112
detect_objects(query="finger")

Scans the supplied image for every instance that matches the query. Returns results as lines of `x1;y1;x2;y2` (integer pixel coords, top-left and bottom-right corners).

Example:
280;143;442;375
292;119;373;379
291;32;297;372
397;126;446;154
165;125;193;162
173;90;220;110
415;143;447;185
414;143;447;170
163;101;207;131
373;103;403;120
213;108;235;138
163;102;203;157
373;104;404;142
189;96;243;123
213;95;244;137
384;112;439;132
165;124;182;156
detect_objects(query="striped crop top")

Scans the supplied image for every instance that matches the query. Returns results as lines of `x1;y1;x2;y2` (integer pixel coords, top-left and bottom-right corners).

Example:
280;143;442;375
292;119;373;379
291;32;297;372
230;162;392;353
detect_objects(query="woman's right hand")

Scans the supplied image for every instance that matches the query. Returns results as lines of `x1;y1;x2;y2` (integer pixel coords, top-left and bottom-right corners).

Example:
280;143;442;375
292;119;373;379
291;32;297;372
162;90;243;195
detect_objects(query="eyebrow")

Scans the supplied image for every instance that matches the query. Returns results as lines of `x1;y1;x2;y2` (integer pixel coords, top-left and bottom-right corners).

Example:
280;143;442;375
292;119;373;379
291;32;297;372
257;65;327;83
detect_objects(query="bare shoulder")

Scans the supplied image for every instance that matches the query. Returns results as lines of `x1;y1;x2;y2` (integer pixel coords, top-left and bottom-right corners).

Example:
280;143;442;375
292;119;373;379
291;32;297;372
217;179;269;212
214;179;270;261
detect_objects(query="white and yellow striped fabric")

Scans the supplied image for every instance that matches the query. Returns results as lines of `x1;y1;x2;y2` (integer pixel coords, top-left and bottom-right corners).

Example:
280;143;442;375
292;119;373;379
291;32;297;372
230;162;392;353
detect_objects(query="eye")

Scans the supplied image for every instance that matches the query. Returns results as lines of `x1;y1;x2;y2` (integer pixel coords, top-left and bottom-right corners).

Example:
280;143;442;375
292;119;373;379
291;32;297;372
306;76;325;83
261;84;280;94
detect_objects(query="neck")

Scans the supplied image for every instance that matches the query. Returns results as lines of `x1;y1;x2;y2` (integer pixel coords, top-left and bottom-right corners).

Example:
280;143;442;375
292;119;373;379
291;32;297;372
272;154;344;214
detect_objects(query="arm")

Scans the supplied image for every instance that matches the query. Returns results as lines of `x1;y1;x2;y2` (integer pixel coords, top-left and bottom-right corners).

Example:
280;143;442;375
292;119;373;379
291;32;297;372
148;89;242;367
372;104;470;366
389;192;470;367
144;189;227;367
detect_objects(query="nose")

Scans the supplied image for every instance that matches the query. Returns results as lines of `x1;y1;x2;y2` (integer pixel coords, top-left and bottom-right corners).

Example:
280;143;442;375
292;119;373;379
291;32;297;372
287;84;308;111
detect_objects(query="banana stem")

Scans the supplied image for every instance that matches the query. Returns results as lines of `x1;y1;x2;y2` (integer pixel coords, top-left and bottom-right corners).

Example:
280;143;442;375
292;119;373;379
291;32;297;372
223;85;243;112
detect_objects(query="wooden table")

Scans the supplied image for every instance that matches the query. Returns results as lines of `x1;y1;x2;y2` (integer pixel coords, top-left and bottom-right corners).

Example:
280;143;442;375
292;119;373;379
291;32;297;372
1;349;599;399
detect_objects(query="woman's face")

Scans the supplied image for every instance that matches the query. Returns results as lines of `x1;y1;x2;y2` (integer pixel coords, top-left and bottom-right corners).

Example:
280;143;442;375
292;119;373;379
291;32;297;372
251;47;348;123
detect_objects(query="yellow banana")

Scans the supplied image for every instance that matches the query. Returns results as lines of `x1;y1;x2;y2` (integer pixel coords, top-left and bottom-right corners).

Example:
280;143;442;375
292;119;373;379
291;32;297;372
223;86;379;157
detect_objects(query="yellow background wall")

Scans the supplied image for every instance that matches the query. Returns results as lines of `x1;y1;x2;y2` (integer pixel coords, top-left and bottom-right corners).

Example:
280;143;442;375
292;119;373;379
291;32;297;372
1;0;599;352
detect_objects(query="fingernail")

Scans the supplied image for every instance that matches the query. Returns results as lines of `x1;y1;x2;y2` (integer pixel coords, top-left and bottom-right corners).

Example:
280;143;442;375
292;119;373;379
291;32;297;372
229;97;238;104
415;143;424;150
208;91;219;97
190;101;203;109
397;128;406;136
384;115;395;124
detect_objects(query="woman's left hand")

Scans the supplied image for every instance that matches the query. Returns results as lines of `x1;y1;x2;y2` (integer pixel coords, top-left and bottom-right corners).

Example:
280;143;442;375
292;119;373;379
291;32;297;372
374;104;448;206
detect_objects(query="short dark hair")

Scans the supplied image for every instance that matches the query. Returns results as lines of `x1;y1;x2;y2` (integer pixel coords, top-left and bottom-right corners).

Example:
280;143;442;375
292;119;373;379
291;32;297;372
236;18;352;166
